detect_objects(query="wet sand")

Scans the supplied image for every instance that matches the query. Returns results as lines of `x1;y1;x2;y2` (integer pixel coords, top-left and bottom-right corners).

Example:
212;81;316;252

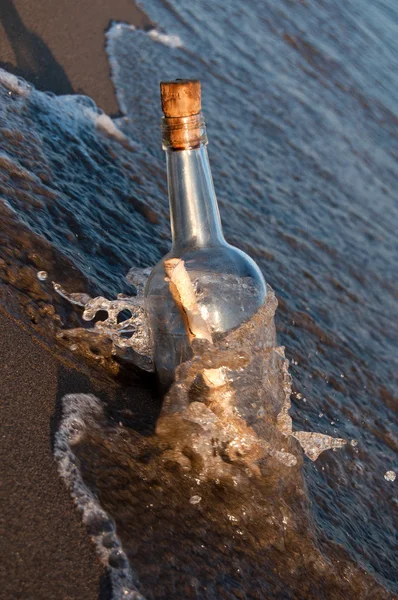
0;0;152;114
0;3;154;594
0;306;107;600
0;2;153;594
0;0;155;600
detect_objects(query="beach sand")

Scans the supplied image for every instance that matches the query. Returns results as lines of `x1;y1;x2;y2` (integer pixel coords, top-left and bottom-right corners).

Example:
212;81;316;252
0;307;106;599
0;1;153;597
0;0;152;115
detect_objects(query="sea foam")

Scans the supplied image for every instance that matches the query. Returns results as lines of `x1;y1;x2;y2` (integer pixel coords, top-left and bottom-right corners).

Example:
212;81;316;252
54;393;146;600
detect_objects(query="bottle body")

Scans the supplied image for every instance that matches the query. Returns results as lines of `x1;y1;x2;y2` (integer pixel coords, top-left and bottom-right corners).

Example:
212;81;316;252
145;241;266;389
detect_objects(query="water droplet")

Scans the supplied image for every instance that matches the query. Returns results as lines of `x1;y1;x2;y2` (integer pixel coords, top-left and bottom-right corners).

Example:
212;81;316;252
384;471;396;482
189;495;202;505
37;270;48;281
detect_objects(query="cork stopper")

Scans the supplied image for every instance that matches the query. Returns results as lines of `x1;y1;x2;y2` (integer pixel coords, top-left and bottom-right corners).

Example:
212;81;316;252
160;79;206;151
160;79;201;117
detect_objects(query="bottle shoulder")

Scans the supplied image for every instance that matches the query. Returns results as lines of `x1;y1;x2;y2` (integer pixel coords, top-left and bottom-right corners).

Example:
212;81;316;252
147;242;266;289
145;242;267;334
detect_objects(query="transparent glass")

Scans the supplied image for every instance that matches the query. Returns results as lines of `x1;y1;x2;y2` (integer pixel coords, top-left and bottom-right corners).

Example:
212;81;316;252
145;134;266;390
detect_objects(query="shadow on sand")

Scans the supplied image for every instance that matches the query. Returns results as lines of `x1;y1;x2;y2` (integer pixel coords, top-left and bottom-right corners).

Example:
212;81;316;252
0;0;74;94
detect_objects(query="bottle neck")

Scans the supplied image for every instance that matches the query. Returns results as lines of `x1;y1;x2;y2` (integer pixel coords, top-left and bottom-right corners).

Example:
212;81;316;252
165;143;225;251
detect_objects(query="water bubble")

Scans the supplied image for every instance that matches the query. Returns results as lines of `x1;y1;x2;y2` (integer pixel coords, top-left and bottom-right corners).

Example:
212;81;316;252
108;548;129;569
86;514;115;536
384;471;396;482
102;532;120;549
37;270;48;281
189;495;202;505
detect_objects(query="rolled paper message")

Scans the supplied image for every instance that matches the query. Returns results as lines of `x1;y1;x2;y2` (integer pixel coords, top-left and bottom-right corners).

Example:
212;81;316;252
164;258;213;344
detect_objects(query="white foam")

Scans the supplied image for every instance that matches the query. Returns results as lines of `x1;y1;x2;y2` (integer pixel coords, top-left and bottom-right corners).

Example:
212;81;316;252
95;113;128;143
147;29;183;49
0;69;31;96
54;393;146;600
112;23;183;49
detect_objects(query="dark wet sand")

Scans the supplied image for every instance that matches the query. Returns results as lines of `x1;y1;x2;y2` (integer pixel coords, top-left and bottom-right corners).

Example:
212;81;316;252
0;3;154;595
0;306;107;600
0;0;152;114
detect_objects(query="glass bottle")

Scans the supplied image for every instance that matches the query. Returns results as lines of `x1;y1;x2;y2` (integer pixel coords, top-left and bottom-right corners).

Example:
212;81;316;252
145;80;267;390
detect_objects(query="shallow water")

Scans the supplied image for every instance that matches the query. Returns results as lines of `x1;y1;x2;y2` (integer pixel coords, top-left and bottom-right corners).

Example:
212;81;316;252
54;290;376;599
0;0;397;596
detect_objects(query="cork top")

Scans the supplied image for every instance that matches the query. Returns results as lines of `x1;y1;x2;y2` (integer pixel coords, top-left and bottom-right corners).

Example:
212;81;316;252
160;79;201;117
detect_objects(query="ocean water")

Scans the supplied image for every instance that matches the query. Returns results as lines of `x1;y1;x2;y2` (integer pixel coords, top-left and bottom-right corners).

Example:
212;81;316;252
0;0;397;597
